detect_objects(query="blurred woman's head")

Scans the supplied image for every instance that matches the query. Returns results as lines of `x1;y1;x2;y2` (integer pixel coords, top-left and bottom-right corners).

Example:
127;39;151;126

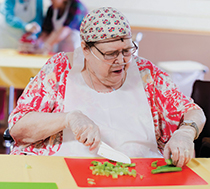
51;0;69;9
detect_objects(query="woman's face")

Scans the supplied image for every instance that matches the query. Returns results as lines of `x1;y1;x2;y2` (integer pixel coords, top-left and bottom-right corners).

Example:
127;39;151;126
51;0;67;9
83;38;134;87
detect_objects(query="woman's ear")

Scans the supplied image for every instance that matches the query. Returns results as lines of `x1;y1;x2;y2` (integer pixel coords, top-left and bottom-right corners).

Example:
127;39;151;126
81;40;90;56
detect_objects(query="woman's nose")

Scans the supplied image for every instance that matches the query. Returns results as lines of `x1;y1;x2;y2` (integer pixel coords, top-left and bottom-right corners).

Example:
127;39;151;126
115;52;125;64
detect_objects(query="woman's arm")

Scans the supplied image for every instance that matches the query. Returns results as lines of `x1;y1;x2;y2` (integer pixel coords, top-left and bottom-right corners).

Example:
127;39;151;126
8;52;70;145
10;110;101;150
10;52;74;145
44;26;72;49
3;0;27;30
34;0;44;27
138;58;206;166
35;31;49;50
10;112;67;145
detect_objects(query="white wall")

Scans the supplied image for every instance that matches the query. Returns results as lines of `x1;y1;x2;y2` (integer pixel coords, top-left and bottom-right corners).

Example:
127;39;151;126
80;0;210;32
1;0;209;32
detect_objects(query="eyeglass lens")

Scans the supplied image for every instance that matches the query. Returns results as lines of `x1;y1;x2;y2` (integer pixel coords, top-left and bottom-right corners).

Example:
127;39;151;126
103;43;137;60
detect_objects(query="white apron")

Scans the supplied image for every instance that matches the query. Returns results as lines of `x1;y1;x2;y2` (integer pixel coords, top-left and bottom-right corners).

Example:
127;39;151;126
0;0;36;48
52;1;71;31
52;2;80;52
54;47;162;158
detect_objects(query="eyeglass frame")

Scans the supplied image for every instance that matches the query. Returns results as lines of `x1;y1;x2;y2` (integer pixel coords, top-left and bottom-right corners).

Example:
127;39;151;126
85;41;138;60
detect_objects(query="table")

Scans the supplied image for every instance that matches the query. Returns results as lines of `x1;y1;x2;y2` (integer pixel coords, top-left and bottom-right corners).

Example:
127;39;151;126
0;155;209;189
0;49;50;88
0;49;51;116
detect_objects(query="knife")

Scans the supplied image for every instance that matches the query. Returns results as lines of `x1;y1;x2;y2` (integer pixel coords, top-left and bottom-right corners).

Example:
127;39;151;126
97;142;131;164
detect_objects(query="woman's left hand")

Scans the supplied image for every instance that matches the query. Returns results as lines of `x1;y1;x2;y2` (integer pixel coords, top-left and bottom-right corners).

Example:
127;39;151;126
163;127;195;167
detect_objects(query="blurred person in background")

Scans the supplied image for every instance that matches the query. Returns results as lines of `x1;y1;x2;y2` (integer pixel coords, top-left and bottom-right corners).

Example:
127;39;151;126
0;0;43;49
35;0;88;54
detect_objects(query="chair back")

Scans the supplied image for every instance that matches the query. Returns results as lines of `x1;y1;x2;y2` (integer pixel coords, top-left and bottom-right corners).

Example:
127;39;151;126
191;80;210;157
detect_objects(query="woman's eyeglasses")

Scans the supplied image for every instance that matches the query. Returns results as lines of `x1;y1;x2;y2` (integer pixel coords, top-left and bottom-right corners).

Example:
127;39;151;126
87;41;138;60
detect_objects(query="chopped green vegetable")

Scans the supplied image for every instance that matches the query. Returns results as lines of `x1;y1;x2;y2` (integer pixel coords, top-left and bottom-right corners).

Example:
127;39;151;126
91;161;99;166
122;163;136;168
140;175;144;180
108;159;117;163
151;165;182;174
87;178;96;185
130;163;136;167
25;164;32;169
130;169;137;177
151;159;182;174
87;180;96;185
165;159;173;165
87;178;95;181
90;161;137;178
116;162;123;166
151;160;158;167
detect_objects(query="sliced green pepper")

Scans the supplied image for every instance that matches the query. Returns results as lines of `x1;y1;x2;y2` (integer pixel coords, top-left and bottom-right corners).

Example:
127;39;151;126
91;160;99;166
151;159;182;174
151;166;182;174
89;161;137;178
165;159;173;165
151;160;158;167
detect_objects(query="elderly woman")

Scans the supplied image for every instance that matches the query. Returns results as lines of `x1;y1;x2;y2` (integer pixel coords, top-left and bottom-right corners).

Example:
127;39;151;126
9;7;205;167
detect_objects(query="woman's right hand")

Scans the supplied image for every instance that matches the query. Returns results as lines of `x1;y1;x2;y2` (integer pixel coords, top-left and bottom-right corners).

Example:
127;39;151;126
65;111;101;151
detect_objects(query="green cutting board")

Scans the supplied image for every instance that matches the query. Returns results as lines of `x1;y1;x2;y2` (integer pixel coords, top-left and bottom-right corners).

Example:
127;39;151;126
0;182;58;189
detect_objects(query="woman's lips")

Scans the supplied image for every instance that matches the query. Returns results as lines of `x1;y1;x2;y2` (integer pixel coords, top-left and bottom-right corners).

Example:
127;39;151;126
112;66;124;74
112;69;123;73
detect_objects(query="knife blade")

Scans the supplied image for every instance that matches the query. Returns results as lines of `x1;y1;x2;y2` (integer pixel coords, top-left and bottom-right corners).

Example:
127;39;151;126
97;142;131;164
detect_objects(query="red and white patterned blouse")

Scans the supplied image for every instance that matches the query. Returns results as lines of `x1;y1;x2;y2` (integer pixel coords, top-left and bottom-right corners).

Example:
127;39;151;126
8;52;200;155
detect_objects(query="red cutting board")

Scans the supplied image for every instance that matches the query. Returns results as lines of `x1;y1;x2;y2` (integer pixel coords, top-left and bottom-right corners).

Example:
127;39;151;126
64;158;208;187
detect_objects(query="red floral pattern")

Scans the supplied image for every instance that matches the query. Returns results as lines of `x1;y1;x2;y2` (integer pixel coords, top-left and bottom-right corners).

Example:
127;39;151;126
8;53;200;155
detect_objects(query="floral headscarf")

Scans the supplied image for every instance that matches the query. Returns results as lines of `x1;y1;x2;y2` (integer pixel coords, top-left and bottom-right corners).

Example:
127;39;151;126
80;7;132;42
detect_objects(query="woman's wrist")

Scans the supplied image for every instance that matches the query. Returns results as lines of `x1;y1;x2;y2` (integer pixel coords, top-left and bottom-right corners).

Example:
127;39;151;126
179;120;198;140
65;110;82;129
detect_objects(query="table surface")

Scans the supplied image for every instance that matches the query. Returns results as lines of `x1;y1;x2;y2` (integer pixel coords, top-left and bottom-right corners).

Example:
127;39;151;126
0;49;50;69
0;49;50;88
0;155;209;189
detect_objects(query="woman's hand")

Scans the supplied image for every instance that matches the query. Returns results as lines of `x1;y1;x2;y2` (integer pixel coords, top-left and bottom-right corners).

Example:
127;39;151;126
65;110;101;151
163;127;195;167
25;22;41;34
35;42;51;55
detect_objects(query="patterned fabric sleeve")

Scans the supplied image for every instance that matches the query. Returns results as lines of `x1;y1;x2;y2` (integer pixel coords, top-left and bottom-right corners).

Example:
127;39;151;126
1;0;26;30
8;52;70;155
67;0;88;30
135;56;201;153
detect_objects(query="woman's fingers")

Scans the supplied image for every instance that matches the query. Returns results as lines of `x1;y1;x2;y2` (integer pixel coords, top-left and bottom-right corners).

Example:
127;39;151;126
176;148;185;167
165;146;193;167
164;128;195;167
171;147;179;166
89;135;100;151
163;144;171;160
73;122;100;151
